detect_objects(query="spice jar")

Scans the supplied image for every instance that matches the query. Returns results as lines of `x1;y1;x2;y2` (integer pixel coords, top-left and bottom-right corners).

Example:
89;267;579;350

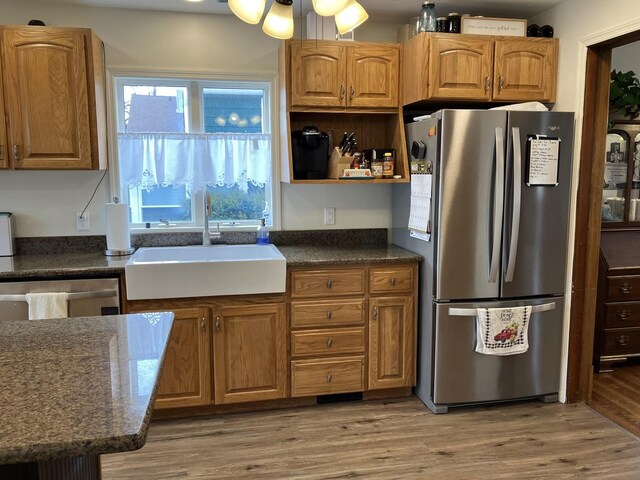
382;152;395;178
436;17;448;32
371;158;384;178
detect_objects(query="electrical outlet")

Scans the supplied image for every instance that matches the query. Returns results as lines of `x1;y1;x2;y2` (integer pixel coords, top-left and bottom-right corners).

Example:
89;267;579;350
76;211;90;231
324;207;336;225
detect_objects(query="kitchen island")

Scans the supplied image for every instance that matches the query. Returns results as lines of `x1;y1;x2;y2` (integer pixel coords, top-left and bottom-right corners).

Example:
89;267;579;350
0;312;174;479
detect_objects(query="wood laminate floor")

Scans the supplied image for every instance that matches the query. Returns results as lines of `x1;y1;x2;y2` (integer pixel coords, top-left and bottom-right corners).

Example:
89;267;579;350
591;361;640;438
101;396;640;479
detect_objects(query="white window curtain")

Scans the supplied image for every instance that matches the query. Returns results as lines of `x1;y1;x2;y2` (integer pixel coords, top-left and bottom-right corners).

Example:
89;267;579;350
117;132;271;191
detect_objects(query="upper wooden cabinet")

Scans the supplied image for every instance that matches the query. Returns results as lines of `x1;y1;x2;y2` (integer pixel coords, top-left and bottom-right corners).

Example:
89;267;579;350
403;33;558;105
0;26;107;170
288;40;400;110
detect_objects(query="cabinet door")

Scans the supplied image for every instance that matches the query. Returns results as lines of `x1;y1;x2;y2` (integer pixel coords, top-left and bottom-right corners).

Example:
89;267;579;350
428;35;493;100
2;28;93;169
347;45;399;108
369;296;416;389
213;303;287;404
493;38;557;102
290;42;346;108
153;307;211;409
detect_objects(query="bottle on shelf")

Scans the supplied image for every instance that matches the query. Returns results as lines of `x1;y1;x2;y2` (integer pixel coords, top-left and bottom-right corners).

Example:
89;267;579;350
382;152;395;178
418;1;437;33
256;218;269;245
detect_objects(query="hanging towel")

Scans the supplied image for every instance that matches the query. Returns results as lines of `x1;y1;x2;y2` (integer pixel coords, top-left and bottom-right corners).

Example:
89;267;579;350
25;292;69;320
475;306;532;356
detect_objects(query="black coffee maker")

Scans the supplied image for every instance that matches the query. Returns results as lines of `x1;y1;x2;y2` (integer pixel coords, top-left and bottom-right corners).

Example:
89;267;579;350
291;126;330;180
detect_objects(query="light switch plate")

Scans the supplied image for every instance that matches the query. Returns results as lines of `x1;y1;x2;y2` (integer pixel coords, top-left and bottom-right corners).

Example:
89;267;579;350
76;211;90;231
324;207;336;225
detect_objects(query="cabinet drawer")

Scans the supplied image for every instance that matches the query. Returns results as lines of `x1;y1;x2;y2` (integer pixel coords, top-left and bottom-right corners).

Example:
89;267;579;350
606;276;640;301
291;268;365;298
369;265;415;295
605;302;640;329
291;328;365;358
603;328;640;355
291;357;364;397
291;299;365;328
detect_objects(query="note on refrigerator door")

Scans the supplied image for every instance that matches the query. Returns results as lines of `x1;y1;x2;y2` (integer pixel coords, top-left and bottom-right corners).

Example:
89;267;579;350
526;136;560;186
408;174;432;238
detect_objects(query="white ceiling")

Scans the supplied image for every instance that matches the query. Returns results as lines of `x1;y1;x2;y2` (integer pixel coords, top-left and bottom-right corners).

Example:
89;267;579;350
16;0;565;22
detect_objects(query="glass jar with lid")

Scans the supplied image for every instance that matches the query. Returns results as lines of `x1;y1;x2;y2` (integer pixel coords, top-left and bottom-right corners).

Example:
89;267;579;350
418;1;437;33
447;13;461;33
382;152;395;178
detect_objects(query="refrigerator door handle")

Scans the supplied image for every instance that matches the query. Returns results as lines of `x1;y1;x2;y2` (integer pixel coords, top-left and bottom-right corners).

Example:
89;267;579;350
489;127;505;283
505;127;522;282
448;302;556;317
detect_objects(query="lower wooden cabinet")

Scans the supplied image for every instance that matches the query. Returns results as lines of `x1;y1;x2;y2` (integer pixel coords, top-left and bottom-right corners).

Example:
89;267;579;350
213;303;287;404
369;296;416;390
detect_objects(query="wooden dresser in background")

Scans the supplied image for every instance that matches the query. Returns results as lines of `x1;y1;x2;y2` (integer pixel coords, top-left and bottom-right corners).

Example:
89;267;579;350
595;231;640;372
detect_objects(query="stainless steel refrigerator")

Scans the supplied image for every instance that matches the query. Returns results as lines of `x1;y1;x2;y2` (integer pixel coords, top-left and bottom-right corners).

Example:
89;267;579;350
392;109;574;413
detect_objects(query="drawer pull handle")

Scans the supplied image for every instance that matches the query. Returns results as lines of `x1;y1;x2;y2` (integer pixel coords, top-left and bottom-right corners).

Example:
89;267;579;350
13;145;20;162
485;76;491;92
498;76;504;91
327;279;333;289
201;317;206;332
350;85;355;100
619;282;633;294
327;338;333;348
617;309;631;321
390;277;396;286
339;84;345;100
616;334;630;346
373;306;378;320
327;372;333;383
215;316;221;330
327;310;333;319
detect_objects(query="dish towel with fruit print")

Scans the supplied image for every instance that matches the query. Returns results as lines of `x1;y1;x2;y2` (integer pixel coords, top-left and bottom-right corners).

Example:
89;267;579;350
475;306;532;355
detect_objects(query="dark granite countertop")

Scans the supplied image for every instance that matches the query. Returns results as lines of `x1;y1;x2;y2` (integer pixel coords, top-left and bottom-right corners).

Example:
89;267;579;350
0;312;174;465
0;245;420;279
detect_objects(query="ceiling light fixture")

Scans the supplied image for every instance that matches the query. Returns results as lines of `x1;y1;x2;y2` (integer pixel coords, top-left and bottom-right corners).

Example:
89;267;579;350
228;0;267;25
262;0;294;40
334;0;369;35
228;0;368;40
311;0;349;16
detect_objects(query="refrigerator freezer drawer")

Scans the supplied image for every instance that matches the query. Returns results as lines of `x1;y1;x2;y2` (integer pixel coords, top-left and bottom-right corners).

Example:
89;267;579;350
432;297;563;406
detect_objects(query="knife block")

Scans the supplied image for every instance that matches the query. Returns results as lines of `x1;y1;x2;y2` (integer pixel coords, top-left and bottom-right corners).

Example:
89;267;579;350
327;147;353;179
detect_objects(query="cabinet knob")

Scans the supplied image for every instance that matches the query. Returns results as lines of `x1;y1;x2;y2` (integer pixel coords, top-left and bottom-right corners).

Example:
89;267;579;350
617;309;631;321
350;85;355;100
327;338;333;348
619;282;633;294
200;317;206;332
215;316;221;330
326;310;333;319
616;334;630;346
498;76;504;92
327;372;333;383
373;306;378;320
12;145;20;162
390;277;396;286
485;76;491;92
340;84;345;100
327;279;333;289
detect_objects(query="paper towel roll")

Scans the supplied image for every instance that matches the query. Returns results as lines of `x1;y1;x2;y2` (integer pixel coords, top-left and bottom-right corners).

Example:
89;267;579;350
105;202;131;252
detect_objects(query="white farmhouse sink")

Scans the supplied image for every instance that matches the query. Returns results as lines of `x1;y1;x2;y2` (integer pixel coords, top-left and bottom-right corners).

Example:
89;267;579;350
125;244;286;300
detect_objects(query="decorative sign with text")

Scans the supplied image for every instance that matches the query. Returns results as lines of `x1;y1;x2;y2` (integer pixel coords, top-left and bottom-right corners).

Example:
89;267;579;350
526;136;561;186
461;17;527;37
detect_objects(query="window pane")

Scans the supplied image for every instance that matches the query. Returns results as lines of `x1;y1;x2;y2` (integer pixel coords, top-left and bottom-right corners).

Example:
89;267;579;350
207;184;266;222
123;85;189;132
203;88;264;133
135;185;192;223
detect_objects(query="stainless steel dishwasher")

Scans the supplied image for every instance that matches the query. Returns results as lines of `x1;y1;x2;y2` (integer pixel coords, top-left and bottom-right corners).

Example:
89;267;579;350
0;278;120;320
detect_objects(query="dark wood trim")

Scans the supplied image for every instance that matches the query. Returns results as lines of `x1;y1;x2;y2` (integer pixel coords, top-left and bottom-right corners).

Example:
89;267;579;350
567;45;612;402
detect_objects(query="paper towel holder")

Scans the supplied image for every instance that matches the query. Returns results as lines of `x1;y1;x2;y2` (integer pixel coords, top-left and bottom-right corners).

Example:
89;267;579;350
105;197;135;257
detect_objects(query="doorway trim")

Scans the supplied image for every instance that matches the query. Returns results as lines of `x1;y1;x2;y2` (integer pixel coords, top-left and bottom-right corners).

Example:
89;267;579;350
567;18;640;402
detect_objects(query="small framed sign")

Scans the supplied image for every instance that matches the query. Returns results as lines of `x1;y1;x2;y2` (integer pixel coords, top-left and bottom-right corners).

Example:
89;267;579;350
525;135;561;186
461;17;527;37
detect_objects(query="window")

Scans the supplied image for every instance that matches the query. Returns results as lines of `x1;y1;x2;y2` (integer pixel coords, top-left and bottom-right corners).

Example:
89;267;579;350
114;77;274;229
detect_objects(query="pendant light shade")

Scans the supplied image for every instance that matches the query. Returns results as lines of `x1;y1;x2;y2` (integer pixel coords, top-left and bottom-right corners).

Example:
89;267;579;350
312;0;349;16
335;0;369;34
228;0;266;25
262;0;294;39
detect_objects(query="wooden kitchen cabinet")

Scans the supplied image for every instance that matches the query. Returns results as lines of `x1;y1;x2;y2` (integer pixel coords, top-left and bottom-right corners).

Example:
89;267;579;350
126;306;212;409
0;58;6;170
403;32;558;105
213;303;287;404
280;40;408;184
289;40;399;109
0;26;107;169
368;263;417;390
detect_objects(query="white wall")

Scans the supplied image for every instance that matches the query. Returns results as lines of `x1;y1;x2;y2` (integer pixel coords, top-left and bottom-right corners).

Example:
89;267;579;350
532;0;640;401
0;2;400;236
